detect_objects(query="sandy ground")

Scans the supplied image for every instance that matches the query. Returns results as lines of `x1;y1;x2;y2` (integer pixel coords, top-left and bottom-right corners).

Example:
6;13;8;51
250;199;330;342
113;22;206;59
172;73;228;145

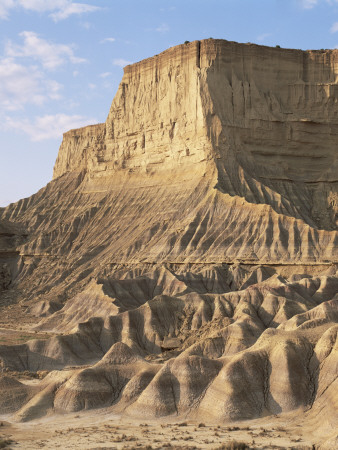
0;410;319;449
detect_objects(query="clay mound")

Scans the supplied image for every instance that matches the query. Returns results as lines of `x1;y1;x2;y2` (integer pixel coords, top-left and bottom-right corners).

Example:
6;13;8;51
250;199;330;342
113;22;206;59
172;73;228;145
0;270;336;370
53;343;154;413
0;269;337;432
280;297;338;330
34;264;274;333
97;342;142;366
127;354;223;418
0;376;34;414
27;300;63;318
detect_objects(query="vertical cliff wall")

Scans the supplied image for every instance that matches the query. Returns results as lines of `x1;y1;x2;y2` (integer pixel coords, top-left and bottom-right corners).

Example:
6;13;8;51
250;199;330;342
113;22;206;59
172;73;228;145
53;41;214;185
200;41;338;229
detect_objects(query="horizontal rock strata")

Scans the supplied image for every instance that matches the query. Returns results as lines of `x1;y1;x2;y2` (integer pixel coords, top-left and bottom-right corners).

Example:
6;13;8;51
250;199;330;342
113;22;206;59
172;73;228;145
0;39;337;446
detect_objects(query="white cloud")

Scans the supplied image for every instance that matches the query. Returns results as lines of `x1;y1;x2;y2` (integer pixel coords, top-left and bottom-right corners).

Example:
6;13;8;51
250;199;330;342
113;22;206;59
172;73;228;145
0;0;100;21
17;0;68;12
0;0;15;19
5;31;86;70
99;72;111;78
156;23;170;33
300;0;338;8
113;58;132;68
301;0;319;8
330;21;338;32
100;37;116;44
4;113;98;141
0;57;62;110
49;3;100;22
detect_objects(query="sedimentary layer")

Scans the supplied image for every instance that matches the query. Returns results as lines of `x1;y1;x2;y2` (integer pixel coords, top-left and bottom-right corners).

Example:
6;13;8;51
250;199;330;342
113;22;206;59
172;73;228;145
0;40;337;446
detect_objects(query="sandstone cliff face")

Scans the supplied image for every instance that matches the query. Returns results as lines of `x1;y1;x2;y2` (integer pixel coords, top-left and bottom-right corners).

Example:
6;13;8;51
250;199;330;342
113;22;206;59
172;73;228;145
0;40;337;442
54;42;210;180
53;124;106;179
53;41;338;233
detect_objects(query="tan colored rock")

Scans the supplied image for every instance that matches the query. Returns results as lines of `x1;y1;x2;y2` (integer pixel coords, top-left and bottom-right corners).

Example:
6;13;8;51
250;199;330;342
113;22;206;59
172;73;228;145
0;40;337;446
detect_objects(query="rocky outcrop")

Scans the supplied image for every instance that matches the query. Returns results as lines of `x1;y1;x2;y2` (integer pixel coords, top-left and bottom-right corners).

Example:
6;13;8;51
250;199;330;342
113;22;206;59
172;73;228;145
0;40;337;444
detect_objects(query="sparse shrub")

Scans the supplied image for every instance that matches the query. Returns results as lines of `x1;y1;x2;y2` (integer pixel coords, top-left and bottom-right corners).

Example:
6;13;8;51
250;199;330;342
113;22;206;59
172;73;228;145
215;441;249;450
276;45;281;48
184;40;190;44
0;439;13;449
198;422;205;427
178;421;188;427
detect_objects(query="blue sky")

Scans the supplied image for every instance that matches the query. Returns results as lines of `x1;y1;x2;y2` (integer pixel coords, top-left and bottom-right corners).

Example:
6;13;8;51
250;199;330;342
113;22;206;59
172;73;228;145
1;0;338;206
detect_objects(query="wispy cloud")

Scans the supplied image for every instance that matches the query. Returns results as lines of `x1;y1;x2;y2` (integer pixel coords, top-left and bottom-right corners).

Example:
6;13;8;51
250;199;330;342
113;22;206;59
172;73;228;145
0;57;62;111
299;0;338;8
99;72;112;78
113;58;132;68
300;0;319;8
80;21;92;30
49;2;100;22
100;37;116;44
0;31;87;112
156;23;170;33
0;0;101;21
4;113;98;141
257;33;272;42
17;0;69;12
5;31;85;70
0;0;15;19
330;21;338;32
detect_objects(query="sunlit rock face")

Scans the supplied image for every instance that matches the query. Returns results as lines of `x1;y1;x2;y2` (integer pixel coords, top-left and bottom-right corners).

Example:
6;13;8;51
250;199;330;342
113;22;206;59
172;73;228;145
0;40;337;442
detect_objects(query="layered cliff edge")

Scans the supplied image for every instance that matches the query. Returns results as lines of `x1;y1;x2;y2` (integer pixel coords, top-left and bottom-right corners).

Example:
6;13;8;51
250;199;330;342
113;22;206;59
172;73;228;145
0;40;337;445
2;39;337;276
54;39;338;230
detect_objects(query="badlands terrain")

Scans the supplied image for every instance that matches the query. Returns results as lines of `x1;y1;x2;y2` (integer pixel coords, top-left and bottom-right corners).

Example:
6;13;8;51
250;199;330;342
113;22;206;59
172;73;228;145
0;39;337;449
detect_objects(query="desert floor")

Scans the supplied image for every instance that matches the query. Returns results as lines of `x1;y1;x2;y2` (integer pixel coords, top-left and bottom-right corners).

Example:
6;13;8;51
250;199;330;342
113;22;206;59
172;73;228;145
0;409;319;449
